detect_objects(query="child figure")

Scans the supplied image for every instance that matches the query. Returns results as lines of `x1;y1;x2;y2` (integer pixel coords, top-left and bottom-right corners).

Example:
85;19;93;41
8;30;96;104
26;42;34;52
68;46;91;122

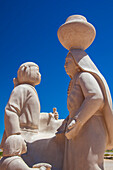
0;135;52;170
1;62;41;149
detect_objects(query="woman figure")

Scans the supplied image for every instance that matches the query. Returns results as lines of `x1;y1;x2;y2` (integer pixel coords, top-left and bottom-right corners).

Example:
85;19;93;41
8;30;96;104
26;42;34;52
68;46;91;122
62;49;113;170
57;15;113;170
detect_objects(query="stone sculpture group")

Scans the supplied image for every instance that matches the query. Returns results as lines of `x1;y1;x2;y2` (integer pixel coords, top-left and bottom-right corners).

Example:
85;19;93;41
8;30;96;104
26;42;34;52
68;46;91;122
0;15;113;170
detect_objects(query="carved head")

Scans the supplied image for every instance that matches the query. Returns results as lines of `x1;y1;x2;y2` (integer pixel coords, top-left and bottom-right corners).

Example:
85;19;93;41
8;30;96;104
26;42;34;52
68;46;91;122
64;51;80;78
16;62;41;86
3;135;27;157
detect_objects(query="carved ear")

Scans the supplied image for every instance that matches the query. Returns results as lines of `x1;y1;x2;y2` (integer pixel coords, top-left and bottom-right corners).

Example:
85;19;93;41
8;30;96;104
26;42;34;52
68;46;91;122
13;78;19;87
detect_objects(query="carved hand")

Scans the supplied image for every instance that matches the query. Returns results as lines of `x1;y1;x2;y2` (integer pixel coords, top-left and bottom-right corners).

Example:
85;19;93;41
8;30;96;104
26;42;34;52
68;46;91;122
68;119;76;129
65;119;82;140
56;118;68;134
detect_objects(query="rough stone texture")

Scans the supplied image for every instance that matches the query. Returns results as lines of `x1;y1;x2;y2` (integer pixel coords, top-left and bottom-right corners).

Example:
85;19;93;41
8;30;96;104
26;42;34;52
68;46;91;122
57;15;96;50
104;159;113;170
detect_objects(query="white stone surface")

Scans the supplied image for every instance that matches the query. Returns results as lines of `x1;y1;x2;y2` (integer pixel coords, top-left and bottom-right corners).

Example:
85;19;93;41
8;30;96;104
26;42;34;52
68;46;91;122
104;159;113;170
57;15;96;50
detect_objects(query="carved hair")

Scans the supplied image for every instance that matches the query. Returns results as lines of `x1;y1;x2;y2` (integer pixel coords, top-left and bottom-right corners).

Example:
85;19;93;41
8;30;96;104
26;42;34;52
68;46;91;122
16;62;40;86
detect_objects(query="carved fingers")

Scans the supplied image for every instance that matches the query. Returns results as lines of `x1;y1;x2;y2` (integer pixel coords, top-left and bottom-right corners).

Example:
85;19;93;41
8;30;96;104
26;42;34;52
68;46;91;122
68;119;76;130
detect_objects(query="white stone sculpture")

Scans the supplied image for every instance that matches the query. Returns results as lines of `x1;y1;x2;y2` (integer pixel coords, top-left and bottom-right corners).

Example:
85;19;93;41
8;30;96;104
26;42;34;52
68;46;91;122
1;62;41;148
0;62;63;170
0;135;51;170
1;15;113;170
57;15;113;170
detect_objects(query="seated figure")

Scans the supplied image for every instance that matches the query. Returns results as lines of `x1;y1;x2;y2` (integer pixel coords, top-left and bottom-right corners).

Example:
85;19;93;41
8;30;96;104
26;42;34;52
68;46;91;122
0;135;51;170
0;62;63;170
1;62;41;148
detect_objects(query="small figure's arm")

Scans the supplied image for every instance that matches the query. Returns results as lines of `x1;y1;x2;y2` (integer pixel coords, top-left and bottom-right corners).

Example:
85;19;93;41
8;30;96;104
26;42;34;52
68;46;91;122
5;86;26;137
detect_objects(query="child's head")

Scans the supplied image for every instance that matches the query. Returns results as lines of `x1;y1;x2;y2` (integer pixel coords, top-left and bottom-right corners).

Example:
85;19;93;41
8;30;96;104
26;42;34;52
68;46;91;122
14;62;41;87
3;135;27;157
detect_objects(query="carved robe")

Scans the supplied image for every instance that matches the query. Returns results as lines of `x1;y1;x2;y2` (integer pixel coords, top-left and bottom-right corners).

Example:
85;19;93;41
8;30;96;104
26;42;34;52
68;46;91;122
1;84;40;147
63;72;107;170
63;49;113;170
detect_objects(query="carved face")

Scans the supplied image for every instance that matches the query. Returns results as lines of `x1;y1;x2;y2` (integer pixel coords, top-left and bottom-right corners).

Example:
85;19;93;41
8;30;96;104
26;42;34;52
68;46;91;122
64;53;78;77
17;64;41;86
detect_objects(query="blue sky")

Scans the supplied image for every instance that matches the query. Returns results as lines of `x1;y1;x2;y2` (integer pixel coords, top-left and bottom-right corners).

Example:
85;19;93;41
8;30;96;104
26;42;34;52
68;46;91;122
0;0;113;142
